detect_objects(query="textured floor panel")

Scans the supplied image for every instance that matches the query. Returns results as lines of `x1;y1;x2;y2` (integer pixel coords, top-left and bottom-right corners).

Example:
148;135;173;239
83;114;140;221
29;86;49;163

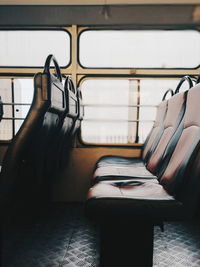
2;204;99;267
2;203;200;267
154;221;200;267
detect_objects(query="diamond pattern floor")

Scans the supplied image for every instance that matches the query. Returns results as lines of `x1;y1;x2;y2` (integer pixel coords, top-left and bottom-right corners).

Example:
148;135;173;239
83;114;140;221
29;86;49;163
1;203;200;267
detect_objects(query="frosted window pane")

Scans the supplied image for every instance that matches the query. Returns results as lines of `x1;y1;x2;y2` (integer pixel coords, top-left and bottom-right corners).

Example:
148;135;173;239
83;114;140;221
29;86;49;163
0;78;33;140
80;30;200;68
14;79;34;133
0;30;70;67
0;79;12;140
81;79;138;144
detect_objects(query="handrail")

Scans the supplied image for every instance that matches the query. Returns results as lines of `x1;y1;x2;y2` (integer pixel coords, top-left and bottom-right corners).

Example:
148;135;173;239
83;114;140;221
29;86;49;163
162;89;174;101
174;75;193;94
44;54;62;83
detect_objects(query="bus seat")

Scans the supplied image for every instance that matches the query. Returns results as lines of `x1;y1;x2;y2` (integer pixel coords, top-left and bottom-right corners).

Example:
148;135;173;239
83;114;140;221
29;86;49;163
0;55;65;217
0;96;3;122
96;96;168;169
93;77;193;183
96;76;193;170
72;87;84;138
85;82;200;267
58;76;79;169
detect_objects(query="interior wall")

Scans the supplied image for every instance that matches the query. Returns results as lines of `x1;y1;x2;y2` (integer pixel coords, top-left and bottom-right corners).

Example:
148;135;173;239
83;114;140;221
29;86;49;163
53;146;142;202
0;5;198;26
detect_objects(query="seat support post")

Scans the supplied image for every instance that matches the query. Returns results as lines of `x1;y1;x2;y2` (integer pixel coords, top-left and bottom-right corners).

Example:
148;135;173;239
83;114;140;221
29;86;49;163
99;221;154;267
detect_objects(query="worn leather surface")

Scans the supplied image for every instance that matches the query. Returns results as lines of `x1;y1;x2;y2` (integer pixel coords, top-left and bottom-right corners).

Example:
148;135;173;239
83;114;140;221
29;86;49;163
0;69;66;210
86;181;183;221
142;100;168;162
147;91;187;174
94;165;155;183
86;84;200;223
160;84;200;195
0;96;3;121
96;156;143;168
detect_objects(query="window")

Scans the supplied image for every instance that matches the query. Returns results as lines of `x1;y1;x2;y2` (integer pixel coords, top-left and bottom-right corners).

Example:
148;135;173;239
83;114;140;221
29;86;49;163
81;79;137;144
0;30;70;67
81;78;189;144
0;78;33;140
79;30;200;68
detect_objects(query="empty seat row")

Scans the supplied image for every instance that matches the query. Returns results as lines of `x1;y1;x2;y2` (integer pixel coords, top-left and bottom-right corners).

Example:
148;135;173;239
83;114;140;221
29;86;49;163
0;55;83;220
85;76;200;267
93;76;194;183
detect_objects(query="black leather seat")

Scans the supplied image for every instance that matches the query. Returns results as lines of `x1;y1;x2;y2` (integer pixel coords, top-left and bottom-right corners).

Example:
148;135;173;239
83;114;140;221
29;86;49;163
0;55;66;219
58;76;80;169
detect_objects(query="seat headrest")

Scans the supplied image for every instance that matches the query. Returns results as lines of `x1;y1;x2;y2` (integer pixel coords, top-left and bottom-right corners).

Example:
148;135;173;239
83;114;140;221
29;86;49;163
64;76;79;119
43;54;65;114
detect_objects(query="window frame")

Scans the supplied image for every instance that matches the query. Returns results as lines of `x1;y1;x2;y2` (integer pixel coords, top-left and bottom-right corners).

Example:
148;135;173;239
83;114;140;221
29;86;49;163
0;25;200;146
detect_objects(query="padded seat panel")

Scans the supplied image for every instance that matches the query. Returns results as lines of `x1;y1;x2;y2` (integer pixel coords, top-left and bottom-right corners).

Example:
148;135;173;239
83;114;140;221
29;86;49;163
96;156;143;168
147;91;186;174
94;165;155;183
86;181;183;221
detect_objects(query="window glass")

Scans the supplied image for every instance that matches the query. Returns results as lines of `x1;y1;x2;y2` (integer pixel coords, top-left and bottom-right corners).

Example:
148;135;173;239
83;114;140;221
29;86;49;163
13;79;33;133
81;79;138;144
0;79;12;140
0;78;33;140
0;30;70;67
79;30;200;68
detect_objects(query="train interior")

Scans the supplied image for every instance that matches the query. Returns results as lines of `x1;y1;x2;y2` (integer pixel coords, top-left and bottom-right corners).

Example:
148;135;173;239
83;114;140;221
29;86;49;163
0;1;200;267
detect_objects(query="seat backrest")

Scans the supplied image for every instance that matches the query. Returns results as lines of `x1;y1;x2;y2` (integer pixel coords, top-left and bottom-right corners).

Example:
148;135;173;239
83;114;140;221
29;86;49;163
48;76;78;175
0;55;65;207
66;77;80;139
73;86;84;137
55;76;79;169
0;96;3;122
143;76;193;168
146;90;187;174
142;89;172;161
159;83;200;196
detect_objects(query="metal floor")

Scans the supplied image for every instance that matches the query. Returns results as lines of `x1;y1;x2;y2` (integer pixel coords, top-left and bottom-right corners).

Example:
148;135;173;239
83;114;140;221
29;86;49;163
2;203;200;267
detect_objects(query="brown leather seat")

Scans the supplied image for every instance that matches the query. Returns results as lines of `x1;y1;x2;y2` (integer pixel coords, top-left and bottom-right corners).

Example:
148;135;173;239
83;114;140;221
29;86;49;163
93;77;193;183
0;96;3;122
93;98;168;183
96;94;169;168
86;82;200;219
0;55;66;218
96;76;193;170
85;81;200;267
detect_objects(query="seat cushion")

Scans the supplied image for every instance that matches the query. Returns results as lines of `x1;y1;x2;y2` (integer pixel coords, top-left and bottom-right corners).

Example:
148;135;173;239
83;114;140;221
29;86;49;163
93;165;156;183
96;156;143;168
86;181;183;222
